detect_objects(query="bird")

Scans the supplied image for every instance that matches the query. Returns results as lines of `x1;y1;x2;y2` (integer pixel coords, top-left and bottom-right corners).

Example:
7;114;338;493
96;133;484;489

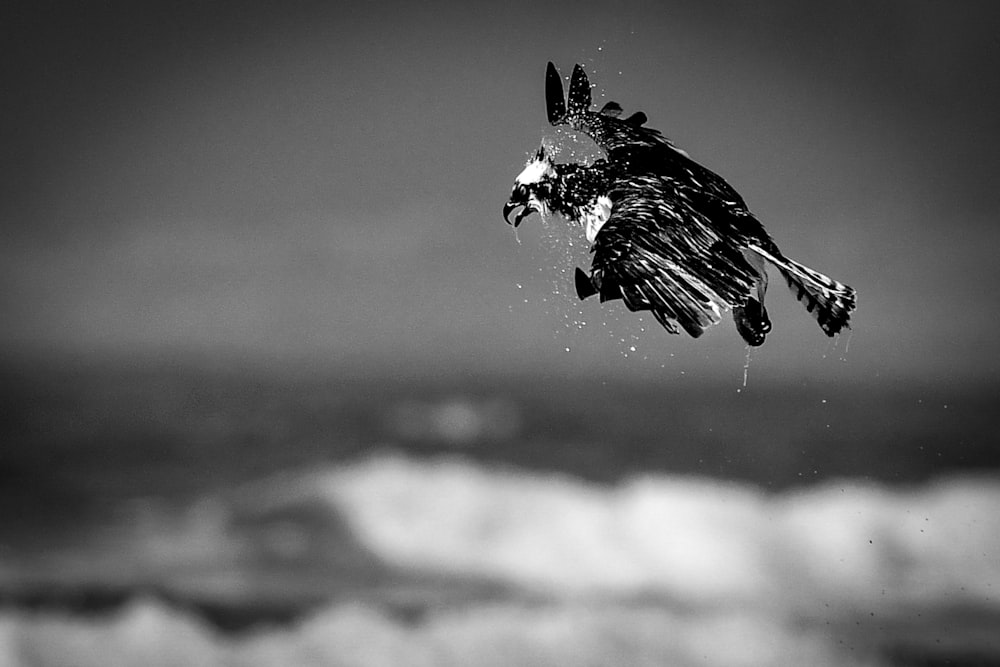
503;62;857;346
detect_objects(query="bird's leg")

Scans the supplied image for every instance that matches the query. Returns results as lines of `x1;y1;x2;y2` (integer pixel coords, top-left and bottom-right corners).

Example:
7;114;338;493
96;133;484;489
750;251;769;304
745;249;771;334
734;249;772;346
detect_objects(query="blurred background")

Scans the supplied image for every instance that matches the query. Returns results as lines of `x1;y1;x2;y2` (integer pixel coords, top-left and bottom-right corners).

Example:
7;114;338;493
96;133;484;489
1;1;999;665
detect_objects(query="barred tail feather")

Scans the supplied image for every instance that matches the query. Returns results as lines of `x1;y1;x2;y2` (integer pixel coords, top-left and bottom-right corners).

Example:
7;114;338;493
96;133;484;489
750;246;857;337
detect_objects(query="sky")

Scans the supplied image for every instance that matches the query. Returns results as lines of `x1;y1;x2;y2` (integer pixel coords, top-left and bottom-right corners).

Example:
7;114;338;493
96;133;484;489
2;0;999;385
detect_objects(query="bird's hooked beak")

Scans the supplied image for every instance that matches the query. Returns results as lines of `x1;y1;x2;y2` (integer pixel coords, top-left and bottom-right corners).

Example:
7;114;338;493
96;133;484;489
503;182;539;227
502;199;538;227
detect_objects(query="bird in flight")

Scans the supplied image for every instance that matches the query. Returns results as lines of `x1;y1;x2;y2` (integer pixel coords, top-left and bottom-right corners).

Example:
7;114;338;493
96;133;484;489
503;63;856;346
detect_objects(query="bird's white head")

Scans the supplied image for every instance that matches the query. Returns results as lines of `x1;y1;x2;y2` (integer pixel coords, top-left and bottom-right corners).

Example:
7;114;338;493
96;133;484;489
503;144;557;227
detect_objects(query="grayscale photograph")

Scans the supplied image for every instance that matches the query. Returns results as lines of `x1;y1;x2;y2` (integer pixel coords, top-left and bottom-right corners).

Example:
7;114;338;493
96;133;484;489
1;1;998;665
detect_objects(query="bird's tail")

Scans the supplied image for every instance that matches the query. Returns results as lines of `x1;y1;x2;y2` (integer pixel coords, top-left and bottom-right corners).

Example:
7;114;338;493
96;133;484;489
750;245;856;337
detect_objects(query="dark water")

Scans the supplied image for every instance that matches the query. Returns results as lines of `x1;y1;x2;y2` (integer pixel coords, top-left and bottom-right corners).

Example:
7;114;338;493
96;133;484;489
1;354;995;515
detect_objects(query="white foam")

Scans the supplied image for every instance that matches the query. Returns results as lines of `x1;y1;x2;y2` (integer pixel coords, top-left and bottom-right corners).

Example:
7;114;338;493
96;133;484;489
317;456;1000;611
0;598;880;667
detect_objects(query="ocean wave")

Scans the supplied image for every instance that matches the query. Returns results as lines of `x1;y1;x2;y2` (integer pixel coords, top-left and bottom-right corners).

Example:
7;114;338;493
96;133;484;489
317;456;1000;612
0;597;881;667
2;454;998;664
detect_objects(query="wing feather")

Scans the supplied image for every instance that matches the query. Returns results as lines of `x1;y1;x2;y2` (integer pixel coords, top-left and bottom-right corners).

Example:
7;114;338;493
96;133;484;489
590;176;759;338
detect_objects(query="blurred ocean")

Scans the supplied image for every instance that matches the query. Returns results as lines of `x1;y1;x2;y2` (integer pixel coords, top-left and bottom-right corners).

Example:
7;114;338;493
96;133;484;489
1;356;998;666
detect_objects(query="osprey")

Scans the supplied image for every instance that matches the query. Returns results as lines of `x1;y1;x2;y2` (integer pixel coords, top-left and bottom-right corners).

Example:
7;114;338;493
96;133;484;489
503;63;857;346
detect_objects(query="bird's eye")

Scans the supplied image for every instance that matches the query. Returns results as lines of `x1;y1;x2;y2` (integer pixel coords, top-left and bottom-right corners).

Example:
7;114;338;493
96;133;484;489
515;184;529;200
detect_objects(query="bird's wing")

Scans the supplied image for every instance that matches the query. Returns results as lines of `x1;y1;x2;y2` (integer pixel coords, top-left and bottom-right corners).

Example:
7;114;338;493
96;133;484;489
589;175;758;338
667;180;777;251
546;62;746;206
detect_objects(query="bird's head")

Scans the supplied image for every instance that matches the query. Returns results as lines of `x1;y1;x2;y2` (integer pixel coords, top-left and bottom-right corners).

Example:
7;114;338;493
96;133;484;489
503;144;557;227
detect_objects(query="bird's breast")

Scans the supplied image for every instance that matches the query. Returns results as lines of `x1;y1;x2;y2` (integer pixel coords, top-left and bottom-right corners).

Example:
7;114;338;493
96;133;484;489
580;196;613;243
